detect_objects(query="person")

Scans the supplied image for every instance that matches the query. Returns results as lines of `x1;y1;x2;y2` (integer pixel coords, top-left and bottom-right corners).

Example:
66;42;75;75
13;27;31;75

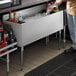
55;0;76;53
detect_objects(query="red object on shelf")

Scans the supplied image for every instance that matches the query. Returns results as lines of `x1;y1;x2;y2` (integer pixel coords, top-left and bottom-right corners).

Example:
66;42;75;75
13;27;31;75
8;18;13;22
13;19;18;23
7;11;13;22
1;42;6;47
0;41;8;54
0;40;7;47
12;12;19;23
0;49;8;54
13;12;16;15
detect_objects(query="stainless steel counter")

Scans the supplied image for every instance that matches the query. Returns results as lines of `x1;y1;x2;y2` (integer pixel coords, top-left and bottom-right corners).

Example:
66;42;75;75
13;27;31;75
0;0;50;14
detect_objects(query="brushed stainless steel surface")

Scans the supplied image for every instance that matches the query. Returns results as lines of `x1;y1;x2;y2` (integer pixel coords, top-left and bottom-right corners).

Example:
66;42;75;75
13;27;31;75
0;0;12;4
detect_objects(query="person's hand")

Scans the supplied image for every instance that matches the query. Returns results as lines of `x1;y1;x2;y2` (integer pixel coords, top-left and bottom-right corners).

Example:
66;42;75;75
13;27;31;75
55;0;62;6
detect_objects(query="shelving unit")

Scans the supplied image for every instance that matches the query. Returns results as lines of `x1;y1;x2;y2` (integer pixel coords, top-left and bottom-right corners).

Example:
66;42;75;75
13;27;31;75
0;42;17;76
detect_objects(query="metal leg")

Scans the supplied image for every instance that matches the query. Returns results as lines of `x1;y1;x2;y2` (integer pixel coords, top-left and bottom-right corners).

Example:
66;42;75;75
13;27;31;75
45;36;49;46
20;47;24;71
59;30;61;50
56;32;58;39
6;54;9;76
63;25;66;48
63;11;67;48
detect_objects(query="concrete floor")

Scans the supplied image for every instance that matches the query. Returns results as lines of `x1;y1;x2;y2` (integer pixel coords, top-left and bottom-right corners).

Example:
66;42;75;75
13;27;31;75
0;37;71;76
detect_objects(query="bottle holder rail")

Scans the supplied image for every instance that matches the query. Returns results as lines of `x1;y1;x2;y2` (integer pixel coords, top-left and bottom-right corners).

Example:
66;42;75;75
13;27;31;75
0;42;17;57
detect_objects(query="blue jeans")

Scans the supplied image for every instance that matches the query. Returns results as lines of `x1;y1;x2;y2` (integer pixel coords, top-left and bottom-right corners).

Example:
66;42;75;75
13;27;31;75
67;14;76;49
